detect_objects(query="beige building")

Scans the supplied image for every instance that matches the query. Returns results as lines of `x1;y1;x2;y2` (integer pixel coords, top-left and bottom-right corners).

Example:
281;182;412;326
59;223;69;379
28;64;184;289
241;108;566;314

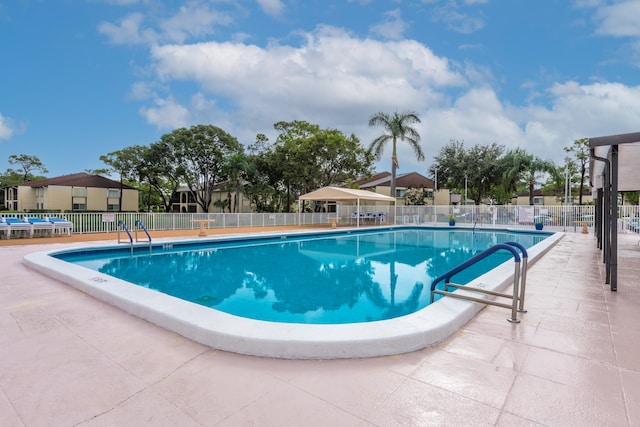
4;173;139;212
354;171;450;205
511;189;594;206
171;180;252;213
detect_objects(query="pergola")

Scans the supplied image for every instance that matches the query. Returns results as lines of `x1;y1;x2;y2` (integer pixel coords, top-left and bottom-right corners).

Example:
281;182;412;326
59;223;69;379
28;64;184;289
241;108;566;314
589;131;640;291
298;186;396;227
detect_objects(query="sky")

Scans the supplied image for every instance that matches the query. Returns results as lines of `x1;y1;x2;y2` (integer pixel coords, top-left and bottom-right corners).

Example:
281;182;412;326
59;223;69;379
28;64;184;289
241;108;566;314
2;0;640;180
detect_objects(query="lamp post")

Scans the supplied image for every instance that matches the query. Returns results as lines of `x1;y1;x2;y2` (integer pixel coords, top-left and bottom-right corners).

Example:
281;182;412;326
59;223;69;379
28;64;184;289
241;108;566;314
434;168;438;206
464;175;468;205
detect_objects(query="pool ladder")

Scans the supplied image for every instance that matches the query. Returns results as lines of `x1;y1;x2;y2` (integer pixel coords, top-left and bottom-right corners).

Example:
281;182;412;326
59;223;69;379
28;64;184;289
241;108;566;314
429;242;528;323
117;220;152;255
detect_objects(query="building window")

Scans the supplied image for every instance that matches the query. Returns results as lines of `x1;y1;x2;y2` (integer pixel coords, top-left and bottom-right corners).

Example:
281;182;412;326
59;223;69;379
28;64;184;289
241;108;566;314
108;189;120;198
395;189;406;198
73;203;86;211
533;197;544;205
107;204;120;211
72;187;87;197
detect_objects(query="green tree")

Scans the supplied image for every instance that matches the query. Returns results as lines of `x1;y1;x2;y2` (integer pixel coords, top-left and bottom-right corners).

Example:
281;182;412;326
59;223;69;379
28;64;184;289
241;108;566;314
429;140;504;205
7;154;48;182
100;146;146;212
144;140;186;212
563;138;589;205
368;111;424;198
522;157;558;205
541;157;581;203
501;148;531;197
273;120;373;212
222;152;249;213
501;149;558;205
244;133;283;212
84;168;110;176
465;143;505;204
161;125;244;212
428;139;467;192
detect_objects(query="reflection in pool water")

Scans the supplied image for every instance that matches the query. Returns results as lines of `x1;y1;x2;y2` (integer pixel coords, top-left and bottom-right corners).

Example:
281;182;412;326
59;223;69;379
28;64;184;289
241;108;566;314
59;229;547;324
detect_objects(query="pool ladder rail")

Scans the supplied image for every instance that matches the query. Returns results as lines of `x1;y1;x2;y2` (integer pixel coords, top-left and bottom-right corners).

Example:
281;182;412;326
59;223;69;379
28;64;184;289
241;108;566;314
429;242;528;323
117;220;152;255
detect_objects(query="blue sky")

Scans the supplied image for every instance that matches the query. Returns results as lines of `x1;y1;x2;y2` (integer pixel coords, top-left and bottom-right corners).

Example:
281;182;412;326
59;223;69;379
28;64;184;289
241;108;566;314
2;0;640;179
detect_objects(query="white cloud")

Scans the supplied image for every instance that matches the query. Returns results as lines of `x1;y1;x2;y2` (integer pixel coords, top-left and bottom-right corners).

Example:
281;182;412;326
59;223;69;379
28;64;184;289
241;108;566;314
593;0;640;37
129;81;156;100
159;3;232;44
98;13;157;45
0;114;14;140
431;1;486;34
134;19;640;175
149;26;465;118
370;9;409;40
139;96;190;129
0;113;23;141
141;26;468;158
99;3;233;46
256;0;285;17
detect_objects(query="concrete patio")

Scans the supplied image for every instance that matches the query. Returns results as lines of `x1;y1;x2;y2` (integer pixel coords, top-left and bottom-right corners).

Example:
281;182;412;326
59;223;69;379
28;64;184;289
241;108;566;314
1;231;639;426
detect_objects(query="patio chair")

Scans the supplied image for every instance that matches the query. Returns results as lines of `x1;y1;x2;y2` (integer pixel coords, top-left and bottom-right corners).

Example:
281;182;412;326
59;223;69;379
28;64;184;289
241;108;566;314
4;217;33;238
46;217;73;236
26;217;54;237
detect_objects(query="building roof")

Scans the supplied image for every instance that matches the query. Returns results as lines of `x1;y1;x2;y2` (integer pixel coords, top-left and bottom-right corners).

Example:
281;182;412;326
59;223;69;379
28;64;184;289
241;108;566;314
352;172;390;187
298;186;396;202
18;173;136;190
358;171;434;189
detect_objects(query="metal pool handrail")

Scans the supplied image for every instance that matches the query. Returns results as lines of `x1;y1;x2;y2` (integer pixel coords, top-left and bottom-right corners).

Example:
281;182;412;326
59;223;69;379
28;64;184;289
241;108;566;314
504;241;529;312
134;219;152;254
117;220;134;256
429;243;527;323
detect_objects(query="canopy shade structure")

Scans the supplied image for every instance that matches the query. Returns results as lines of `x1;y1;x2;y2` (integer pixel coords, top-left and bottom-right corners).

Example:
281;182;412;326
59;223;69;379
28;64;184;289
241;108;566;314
299;186;396;202
589;131;640;292
298;186;396;227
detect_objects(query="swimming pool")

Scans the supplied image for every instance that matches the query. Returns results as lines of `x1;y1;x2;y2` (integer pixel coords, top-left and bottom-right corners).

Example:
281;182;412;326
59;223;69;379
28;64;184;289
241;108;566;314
53;228;546;324
24;226;563;359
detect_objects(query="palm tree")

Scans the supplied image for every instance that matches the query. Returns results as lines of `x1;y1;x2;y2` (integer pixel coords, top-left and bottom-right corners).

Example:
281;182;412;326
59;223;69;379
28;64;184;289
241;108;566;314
502;149;557;205
523;157;558;205
368;111;424;198
223;153;249;213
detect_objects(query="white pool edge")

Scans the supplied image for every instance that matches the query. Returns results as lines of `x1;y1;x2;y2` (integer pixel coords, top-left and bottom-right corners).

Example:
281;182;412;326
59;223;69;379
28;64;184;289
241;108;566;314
23;229;564;359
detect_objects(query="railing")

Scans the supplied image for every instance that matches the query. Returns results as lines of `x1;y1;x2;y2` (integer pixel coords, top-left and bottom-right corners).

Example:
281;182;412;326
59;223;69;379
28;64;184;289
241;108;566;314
117;220;134;256
1;204;638;236
429;242;529;323
134;219;152;254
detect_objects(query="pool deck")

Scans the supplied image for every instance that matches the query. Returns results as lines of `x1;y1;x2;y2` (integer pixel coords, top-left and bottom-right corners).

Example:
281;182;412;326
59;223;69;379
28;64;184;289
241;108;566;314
1;229;640;426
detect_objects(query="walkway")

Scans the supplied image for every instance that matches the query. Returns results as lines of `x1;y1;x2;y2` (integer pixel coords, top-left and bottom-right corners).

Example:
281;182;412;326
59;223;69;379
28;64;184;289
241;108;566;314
1;231;639;426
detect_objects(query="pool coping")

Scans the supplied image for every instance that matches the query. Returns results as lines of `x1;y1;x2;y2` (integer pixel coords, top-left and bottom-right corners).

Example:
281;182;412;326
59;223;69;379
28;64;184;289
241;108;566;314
23;227;564;359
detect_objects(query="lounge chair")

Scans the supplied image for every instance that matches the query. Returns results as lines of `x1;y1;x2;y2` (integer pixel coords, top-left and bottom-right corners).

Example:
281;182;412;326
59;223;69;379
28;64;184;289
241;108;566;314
5;217;33;238
26;217;54;237
46;217;73;236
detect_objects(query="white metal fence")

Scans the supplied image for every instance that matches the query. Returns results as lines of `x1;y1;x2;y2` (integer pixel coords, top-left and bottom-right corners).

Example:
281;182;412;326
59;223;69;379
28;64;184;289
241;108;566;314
1;204;639;235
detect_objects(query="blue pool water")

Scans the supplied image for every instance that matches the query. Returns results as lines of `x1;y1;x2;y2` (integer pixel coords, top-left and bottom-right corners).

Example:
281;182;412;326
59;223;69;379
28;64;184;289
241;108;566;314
54;228;548;325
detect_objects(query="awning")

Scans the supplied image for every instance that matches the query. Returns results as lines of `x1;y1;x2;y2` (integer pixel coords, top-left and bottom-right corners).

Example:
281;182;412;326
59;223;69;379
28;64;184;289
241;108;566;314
298;187;396;202
298;186;396;227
